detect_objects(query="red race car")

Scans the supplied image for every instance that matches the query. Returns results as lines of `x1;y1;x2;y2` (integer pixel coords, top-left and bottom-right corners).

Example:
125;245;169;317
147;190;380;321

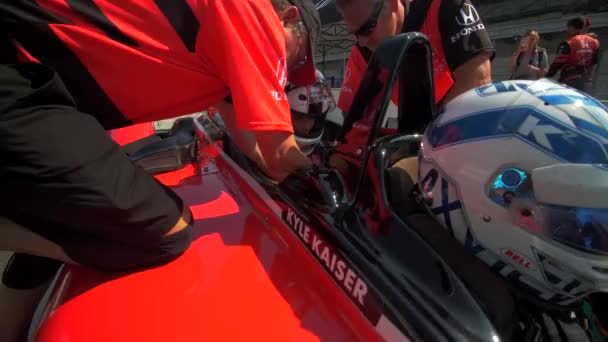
24;33;509;342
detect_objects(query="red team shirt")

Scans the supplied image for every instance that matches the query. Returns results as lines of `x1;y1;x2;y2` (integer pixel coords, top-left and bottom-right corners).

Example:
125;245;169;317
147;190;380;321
2;0;307;133
338;0;494;113
551;34;600;83
338;0;494;149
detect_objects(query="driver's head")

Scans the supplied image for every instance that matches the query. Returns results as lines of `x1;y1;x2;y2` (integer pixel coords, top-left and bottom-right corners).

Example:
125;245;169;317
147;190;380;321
271;0;320;86
292;112;316;136
336;0;406;50
286;70;336;155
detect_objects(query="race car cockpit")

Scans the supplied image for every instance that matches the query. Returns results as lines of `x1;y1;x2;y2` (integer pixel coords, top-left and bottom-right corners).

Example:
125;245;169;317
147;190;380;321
14;25;608;342
107;32;514;342
196;33;514;342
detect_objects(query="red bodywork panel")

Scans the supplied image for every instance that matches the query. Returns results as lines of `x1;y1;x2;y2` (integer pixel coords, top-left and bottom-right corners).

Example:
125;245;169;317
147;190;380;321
32;124;382;342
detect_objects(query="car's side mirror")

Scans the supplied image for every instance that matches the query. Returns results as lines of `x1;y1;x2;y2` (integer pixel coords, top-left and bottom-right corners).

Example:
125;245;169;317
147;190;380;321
532;164;608;208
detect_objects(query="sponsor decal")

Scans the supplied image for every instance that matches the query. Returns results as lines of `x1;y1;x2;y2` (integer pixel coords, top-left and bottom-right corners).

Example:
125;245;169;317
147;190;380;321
455;3;480;26
451;4;484;44
271;57;288;101
517;115;574;151
501;249;534;270
281;205;409;340
285;207;369;306
450;23;486;44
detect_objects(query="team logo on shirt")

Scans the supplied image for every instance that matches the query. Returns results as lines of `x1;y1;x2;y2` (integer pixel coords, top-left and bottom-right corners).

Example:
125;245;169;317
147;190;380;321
276;57;287;88
271;57;288;101
455;3;480;26
451;4;485;44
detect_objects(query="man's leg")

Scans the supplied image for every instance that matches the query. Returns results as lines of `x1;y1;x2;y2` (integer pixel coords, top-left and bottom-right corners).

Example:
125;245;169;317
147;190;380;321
0;277;50;342
0;218;69;342
0;63;193;272
0;217;75;264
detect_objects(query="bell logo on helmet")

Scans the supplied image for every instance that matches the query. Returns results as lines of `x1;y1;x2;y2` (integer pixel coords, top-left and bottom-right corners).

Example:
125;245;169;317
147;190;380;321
501;249;534;271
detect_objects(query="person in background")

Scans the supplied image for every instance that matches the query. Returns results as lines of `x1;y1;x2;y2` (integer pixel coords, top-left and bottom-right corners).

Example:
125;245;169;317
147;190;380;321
546;16;600;92
507;30;548;80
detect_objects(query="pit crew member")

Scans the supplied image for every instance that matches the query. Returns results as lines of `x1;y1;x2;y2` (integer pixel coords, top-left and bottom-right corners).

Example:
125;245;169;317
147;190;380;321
546;16;600;92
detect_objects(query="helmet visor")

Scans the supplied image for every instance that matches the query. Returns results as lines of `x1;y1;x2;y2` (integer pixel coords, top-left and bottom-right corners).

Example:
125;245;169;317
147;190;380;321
538;205;608;255
490;167;608;255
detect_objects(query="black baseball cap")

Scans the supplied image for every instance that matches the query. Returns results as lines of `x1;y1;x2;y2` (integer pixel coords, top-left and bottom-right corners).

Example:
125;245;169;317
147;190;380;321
287;0;321;86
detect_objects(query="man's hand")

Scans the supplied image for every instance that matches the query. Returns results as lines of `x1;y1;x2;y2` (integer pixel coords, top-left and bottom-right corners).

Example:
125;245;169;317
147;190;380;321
213;101;311;182
527;65;545;78
253;131;312;181
279;164;341;210
279;165;325;198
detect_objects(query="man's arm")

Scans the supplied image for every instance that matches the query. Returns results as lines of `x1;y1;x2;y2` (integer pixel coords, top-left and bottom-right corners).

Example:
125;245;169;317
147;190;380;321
439;0;495;104
213;101;310;181
254;130;311;181
443;52;492;104
203;0;311;181
546;42;570;78
337;47;367;115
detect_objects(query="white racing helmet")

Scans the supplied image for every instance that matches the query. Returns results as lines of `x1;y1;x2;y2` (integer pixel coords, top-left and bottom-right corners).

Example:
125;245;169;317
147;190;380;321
418;79;608;306
286;70;336;155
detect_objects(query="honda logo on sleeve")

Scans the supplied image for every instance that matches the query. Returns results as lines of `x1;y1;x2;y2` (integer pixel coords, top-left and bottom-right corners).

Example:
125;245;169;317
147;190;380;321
455;3;480;26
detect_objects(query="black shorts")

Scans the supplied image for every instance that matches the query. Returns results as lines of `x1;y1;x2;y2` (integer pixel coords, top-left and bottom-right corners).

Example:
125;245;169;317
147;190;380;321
0;63;192;271
561;77;586;92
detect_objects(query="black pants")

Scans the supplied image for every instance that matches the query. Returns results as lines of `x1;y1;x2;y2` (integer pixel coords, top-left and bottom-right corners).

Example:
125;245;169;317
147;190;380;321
562;77;586;92
0;63;192;272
